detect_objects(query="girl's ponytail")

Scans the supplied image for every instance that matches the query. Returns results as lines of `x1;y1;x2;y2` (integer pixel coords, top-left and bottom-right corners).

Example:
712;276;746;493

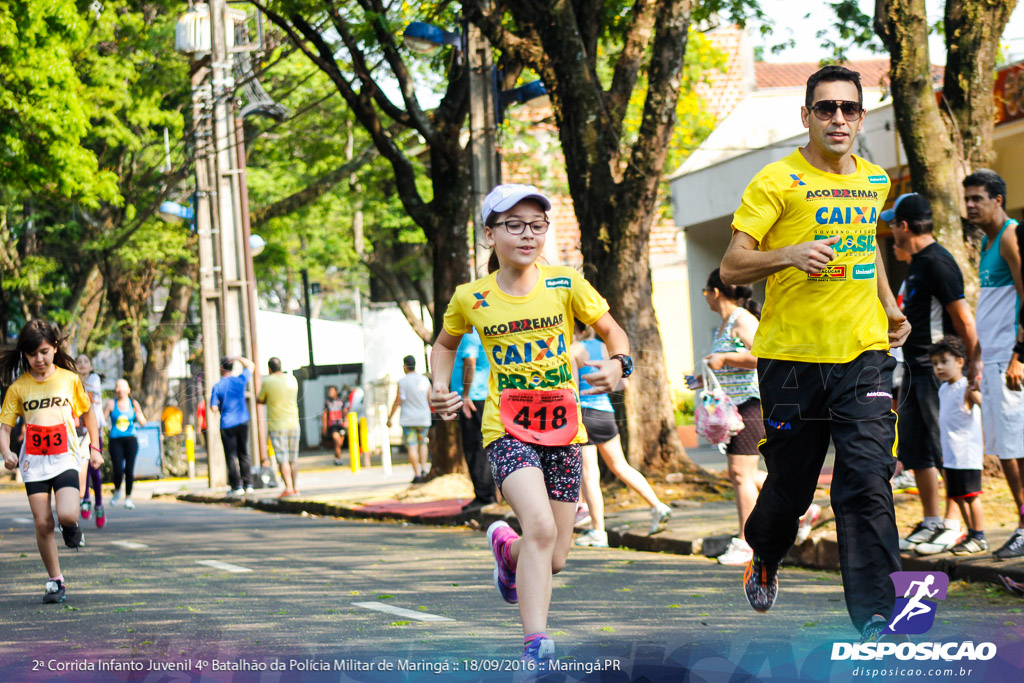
487;249;500;274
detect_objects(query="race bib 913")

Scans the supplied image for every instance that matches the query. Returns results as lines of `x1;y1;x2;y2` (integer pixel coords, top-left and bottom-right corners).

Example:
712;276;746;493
24;424;69;456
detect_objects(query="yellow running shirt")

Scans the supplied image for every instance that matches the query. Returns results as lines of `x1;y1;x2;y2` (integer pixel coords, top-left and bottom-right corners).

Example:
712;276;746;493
0;367;91;482
443;264;610;447
732;149;891;363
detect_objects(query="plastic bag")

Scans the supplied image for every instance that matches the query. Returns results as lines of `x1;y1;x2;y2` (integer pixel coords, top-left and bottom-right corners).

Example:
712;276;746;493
694;359;745;447
252;465;278;489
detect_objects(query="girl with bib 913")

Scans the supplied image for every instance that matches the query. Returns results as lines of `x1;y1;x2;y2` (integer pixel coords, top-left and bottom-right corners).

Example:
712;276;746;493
429;184;632;671
0;321;102;604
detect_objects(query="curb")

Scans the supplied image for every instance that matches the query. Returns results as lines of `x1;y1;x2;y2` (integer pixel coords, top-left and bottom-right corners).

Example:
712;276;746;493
176;492;1024;588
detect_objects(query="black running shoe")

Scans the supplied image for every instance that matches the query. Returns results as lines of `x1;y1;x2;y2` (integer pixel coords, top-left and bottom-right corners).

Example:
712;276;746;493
743;554;778;613
43;579;66;604
61;523;84;549
860;614;888;643
994;530;1024;560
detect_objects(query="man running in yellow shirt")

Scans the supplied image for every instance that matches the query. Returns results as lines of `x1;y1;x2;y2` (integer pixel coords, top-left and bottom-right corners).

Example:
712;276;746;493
720;65;910;643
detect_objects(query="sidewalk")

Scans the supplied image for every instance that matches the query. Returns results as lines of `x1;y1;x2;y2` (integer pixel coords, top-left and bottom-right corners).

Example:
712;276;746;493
164;445;1024;591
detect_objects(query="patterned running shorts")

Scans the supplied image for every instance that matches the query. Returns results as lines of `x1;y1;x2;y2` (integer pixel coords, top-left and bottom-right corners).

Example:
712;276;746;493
485;435;582;503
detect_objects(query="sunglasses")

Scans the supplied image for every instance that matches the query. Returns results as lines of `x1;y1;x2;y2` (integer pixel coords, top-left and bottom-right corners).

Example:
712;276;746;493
810;100;864;122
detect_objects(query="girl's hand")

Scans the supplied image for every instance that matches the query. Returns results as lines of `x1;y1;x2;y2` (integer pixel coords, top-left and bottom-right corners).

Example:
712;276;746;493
3;450;17;471
90;452;104;469
579;359;623;395
705;353;726;371
430;384;462;421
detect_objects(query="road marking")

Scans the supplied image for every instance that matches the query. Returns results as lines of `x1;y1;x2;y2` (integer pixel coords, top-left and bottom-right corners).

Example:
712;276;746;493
111;540;149;550
351;602;453;622
196;559;253;573
12;517;33;524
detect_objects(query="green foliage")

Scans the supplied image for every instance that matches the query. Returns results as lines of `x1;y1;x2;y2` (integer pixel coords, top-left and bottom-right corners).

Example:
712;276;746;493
0;0;117;205
673;387;695;426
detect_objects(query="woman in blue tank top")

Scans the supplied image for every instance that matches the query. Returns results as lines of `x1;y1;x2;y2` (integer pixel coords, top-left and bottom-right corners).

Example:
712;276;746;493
103;379;147;510
571;321;673;548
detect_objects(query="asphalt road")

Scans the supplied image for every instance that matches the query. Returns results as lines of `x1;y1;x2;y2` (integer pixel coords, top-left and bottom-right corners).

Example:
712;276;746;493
1;492;1022;682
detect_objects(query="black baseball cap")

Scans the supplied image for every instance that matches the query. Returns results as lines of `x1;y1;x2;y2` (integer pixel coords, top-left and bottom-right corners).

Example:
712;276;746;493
880;193;932;223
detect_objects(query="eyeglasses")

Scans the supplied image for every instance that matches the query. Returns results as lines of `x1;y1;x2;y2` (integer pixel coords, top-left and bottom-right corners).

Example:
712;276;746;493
811;100;864;122
494;220;550;235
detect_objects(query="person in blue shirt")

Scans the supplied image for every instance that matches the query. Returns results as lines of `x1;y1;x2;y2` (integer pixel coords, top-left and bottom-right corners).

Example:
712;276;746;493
210;356;255;495
453;329;496;511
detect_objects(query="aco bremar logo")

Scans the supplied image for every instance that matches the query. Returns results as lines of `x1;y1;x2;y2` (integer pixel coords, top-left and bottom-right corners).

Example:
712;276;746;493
832;571;997;662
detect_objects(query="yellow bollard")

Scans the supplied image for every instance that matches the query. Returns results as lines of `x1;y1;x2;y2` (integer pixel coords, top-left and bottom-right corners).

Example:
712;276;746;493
348;412;360;472
185;425;196;479
359;417;368;453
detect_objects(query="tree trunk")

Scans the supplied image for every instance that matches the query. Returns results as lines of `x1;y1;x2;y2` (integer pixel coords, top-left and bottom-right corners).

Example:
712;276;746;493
64;265;105;355
875;0;1017;302
140;258;197;416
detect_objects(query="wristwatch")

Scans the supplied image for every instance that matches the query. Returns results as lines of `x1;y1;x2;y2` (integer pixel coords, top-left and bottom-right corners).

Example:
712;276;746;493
610;354;634;378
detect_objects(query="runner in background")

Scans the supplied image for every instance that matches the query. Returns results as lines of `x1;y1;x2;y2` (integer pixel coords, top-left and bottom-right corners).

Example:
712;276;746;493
104;379;147;509
322;386;347;466
430;184;631;669
571;321;671;548
0;320;102;604
75;354;105;529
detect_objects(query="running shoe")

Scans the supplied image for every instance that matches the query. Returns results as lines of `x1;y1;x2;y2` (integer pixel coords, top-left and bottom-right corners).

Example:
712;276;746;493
61;523;84;549
574;504;591;528
914;526;963;556
575;529;609;547
80;499;92;520
124;498;135;510
521;637;555;674
898;521;938;551
95;504;106;529
743;554;778;613
718;537;754;566
486;520;518;604
890;470;918;494
43;579;66;604
110;489;123;507
859;614;889;643
795;503;821;545
650;502;673;534
950;537;989;555
229;488;245;496
245;486;255;494
994;530;1024;560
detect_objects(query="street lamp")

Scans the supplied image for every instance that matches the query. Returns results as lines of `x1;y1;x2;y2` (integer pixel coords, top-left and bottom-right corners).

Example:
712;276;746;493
403;21;462;54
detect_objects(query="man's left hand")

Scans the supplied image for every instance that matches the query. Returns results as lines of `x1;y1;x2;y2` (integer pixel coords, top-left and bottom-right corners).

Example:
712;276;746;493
887;311;911;348
1007;355;1024;391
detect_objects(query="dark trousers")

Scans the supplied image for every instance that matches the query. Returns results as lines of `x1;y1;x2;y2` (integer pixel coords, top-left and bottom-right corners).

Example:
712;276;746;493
221;422;252;490
459;399;495;503
109;436;139;496
745;351;901;631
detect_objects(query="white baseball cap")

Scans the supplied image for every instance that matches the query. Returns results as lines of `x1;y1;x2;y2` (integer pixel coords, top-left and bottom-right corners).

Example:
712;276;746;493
481;184;552;225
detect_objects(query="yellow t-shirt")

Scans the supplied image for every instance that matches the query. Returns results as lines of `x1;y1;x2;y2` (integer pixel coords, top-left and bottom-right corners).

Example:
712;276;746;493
0;367;91;482
443;264;610;447
256;373;300;432
732;149;891;363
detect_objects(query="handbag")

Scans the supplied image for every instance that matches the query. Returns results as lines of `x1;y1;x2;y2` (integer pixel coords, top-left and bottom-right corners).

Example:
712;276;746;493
694;359;745;448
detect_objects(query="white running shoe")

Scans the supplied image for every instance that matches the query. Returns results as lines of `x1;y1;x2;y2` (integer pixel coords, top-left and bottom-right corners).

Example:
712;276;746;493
110;490;122;507
795;503;822;545
123;498;135;510
650;502;672;534
717;537;754;565
915;525;963;556
899;521;938;551
575;529;609;547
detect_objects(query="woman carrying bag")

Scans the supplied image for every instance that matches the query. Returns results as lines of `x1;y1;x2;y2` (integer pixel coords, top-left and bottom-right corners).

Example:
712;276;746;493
690;270;820;566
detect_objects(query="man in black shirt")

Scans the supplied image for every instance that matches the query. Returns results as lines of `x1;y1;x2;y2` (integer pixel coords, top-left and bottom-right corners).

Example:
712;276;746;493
884;193;979;553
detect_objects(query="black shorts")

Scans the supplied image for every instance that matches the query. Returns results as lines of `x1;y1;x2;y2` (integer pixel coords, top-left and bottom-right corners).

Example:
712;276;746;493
897;370;943;470
582;407;619;445
326;425;344;437
25;469;80;496
726;398;765;456
945;468;982;499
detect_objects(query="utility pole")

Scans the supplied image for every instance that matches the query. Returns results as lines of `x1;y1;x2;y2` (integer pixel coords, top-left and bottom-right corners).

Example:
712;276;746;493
466;23;500;278
192;0;260;487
